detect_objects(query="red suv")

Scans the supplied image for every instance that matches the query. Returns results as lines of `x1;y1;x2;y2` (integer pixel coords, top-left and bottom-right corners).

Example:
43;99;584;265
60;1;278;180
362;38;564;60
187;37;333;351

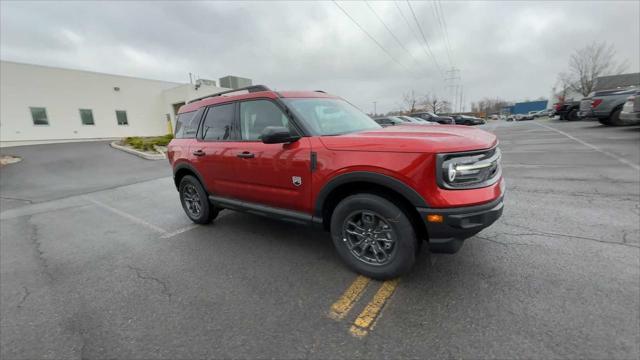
168;85;504;279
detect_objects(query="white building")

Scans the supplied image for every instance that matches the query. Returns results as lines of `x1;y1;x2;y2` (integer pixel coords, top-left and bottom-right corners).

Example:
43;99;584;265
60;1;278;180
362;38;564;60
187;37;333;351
0;61;238;147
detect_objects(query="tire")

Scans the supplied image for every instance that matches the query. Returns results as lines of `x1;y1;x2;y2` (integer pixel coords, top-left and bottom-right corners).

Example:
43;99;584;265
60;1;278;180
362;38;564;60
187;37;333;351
609;108;624;126
330;193;416;280
179;175;218;224
598;117;612;126
567;109;579;121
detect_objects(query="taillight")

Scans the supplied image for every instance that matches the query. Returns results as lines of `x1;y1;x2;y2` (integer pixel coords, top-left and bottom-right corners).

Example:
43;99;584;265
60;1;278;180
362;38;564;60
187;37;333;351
591;99;603;108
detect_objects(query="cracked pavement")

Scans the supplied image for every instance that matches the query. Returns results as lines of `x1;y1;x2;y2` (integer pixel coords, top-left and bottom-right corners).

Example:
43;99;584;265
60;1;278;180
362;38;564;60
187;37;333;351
1;120;639;359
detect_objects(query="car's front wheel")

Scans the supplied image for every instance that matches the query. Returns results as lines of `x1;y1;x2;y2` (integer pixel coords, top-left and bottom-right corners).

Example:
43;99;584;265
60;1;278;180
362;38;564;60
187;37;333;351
179;175;218;224
330;194;417;280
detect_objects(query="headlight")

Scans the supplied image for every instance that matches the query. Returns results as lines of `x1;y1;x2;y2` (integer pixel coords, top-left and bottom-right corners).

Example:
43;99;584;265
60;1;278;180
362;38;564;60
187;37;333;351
447;162;457;182
437;147;501;189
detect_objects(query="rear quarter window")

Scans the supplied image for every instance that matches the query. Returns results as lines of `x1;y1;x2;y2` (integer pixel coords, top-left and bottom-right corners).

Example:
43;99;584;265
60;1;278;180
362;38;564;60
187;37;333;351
175;111;199;139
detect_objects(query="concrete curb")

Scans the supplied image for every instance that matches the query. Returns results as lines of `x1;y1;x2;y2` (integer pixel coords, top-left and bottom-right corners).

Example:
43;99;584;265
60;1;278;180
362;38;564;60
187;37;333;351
110;141;166;160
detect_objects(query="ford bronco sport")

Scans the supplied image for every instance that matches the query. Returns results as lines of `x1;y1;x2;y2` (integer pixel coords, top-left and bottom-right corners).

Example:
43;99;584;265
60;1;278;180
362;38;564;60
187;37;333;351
168;85;504;279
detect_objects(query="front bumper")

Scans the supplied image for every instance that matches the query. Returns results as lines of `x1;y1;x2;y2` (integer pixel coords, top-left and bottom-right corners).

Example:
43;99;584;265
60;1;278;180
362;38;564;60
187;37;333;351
417;196;504;253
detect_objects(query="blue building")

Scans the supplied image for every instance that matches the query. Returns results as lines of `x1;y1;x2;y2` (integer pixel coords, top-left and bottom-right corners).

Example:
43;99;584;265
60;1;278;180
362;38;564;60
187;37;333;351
509;100;548;115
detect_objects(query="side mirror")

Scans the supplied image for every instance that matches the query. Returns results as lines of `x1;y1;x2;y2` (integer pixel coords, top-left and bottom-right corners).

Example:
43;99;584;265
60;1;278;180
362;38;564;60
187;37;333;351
261;126;300;144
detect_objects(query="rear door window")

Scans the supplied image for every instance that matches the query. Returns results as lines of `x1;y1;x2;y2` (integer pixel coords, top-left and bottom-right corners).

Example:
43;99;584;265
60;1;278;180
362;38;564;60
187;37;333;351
201;103;236;141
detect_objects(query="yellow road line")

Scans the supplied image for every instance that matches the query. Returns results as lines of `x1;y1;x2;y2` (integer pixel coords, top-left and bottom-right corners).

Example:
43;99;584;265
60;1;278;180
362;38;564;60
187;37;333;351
349;278;399;338
328;275;371;320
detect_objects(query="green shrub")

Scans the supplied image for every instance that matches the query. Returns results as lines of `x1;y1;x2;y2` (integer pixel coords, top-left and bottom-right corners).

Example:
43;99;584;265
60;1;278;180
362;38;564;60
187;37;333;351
123;134;173;152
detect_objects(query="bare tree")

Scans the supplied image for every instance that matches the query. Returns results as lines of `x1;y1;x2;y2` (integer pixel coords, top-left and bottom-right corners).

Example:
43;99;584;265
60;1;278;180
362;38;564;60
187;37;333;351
402;90;421;113
555;72;574;103
565;42;629;96
422;94;450;114
471;97;508;115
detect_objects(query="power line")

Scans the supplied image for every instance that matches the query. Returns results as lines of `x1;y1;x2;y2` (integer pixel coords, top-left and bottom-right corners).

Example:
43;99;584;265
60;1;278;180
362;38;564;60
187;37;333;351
332;1;416;76
394;2;444;79
364;1;428;75
394;3;426;55
406;0;443;77
437;0;454;64
431;0;453;67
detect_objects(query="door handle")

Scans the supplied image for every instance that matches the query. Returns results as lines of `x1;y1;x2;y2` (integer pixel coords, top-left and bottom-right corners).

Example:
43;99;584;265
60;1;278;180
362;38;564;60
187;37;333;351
192;149;206;157
237;151;255;159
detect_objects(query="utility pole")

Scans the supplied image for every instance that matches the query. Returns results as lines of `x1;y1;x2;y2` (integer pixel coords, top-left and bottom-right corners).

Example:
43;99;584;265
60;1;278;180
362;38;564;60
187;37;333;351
373;101;377;115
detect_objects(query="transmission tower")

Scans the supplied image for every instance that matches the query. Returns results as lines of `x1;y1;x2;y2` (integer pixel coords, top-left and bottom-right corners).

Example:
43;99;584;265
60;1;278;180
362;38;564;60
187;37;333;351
445;67;461;114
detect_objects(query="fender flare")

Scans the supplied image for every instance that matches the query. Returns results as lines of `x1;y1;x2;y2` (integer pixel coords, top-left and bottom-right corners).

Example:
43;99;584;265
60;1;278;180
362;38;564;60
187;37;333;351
173;163;207;190
314;171;428;218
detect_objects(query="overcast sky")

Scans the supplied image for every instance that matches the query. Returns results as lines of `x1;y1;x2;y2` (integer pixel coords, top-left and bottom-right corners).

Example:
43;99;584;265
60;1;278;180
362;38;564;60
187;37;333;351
1;1;639;113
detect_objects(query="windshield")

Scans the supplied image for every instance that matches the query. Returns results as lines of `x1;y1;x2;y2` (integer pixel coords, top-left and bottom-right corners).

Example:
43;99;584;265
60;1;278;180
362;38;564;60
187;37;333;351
283;98;381;136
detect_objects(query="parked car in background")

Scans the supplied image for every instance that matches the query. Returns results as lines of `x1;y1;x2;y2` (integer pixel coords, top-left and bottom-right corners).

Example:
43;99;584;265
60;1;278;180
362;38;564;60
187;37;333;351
397;116;438;125
452;115;485;126
529;109;552;118
373;116;405;127
620;90;640;125
578;86;639;126
512;113;532;121
410;111;454;124
555;100;581;121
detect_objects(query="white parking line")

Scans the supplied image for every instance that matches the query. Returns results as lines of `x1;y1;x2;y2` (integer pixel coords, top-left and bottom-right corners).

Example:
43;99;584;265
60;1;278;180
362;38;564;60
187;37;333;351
533;122;640;171
85;196;203;238
161;224;200;238
84;197;168;235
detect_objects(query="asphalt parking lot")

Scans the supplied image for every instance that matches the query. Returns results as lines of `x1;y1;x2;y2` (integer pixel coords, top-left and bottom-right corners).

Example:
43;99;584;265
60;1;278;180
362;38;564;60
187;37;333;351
1;119;639;359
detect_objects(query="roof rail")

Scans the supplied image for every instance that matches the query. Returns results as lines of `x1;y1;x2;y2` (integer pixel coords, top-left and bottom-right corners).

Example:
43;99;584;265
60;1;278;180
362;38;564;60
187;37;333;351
187;85;271;104
315;90;326;93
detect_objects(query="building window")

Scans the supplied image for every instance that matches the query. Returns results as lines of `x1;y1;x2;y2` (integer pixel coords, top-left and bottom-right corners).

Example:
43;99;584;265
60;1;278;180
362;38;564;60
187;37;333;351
79;109;95;125
116;110;128;125
30;107;49;125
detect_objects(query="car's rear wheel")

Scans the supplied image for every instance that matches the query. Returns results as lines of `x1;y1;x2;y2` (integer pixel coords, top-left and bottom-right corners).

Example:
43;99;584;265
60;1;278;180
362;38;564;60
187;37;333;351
179;175;218;224
330;194;416;280
567;109;579;121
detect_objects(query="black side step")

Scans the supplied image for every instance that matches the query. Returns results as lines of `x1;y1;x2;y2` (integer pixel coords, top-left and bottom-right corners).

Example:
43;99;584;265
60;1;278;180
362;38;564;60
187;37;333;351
209;195;321;226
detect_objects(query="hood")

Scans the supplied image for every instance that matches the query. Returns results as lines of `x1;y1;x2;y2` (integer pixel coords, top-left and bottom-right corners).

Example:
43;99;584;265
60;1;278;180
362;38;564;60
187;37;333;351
319;125;497;153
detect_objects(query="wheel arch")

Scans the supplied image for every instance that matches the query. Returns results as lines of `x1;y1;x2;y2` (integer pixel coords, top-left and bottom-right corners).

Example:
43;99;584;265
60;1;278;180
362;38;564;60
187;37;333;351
315;172;428;240
173;163;207;191
610;102;624;116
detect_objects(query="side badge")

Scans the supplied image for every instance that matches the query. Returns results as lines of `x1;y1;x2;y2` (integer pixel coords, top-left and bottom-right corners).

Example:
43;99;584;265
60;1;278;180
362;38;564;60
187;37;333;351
292;176;302;187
